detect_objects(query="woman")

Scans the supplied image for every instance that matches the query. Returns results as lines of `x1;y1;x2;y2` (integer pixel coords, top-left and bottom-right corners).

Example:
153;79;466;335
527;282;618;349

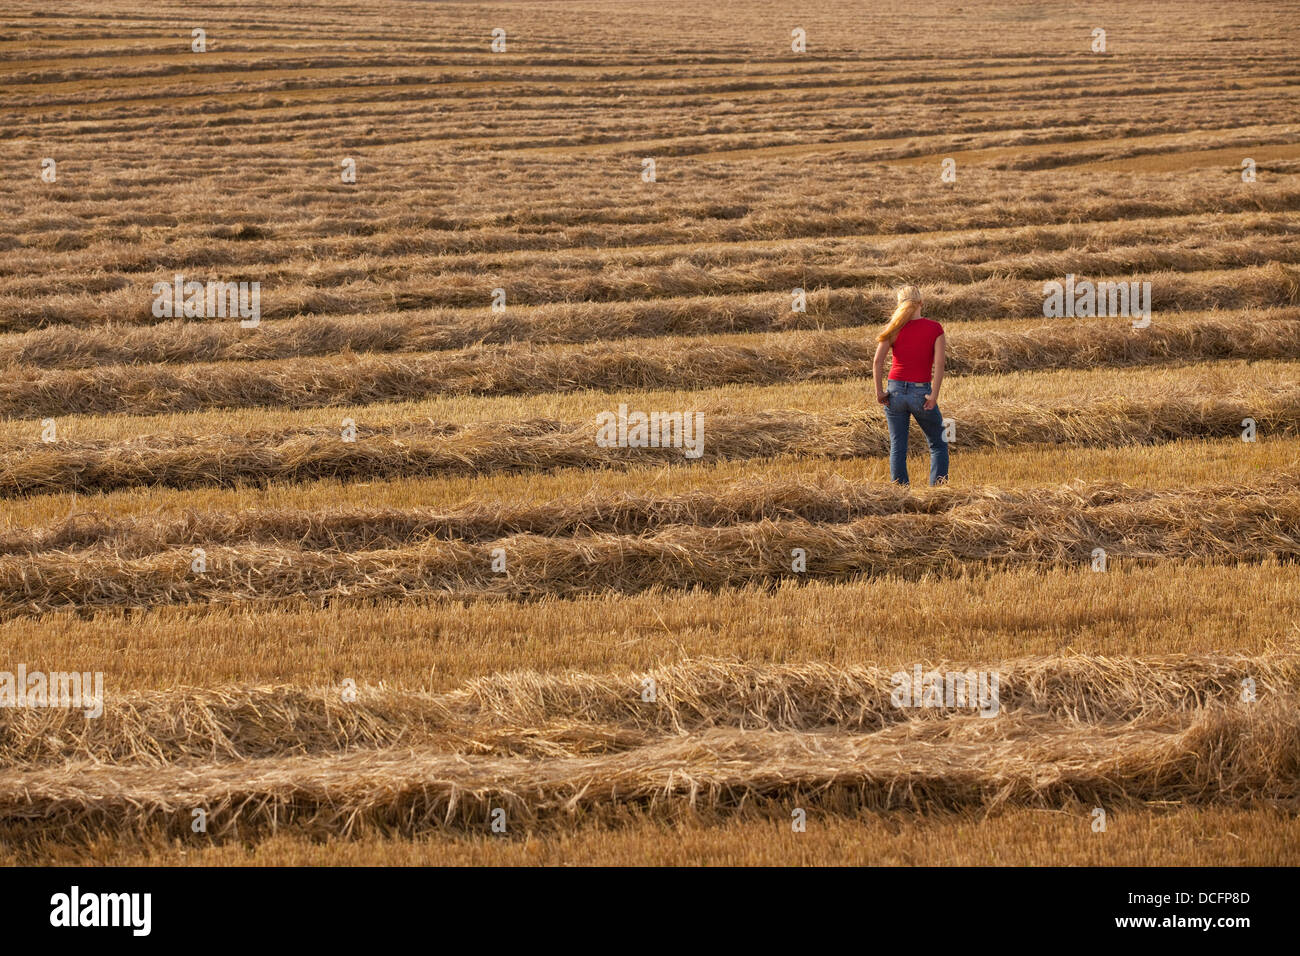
873;285;948;485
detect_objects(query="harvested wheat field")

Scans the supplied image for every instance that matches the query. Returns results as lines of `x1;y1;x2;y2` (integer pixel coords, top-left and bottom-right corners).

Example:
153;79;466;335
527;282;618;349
1;0;1297;872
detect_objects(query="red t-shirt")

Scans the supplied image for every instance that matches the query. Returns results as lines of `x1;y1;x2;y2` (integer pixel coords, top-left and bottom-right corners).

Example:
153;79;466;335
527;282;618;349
888;317;944;381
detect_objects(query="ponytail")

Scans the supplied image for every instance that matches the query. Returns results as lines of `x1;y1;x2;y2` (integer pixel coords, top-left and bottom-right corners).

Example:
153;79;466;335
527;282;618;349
877;285;923;344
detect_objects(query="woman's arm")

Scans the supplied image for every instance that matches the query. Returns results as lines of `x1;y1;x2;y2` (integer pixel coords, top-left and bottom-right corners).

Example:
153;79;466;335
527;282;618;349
924;334;946;410
873;340;890;403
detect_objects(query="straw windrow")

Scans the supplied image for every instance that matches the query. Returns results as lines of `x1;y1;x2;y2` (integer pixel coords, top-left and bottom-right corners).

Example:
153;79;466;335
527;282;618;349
0;657;1295;843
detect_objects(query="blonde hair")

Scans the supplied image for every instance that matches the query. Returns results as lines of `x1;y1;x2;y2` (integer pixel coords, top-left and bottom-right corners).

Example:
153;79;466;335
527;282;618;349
876;285;923;344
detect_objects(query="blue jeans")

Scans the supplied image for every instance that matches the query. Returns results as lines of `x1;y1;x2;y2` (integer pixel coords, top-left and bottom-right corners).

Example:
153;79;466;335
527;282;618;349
884;380;949;486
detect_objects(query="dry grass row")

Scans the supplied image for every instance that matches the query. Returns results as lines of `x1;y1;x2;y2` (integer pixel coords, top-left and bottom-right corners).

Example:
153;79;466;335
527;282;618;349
7;168;1300;312
8;206;1297;320
9;201;1297;330
8;58;1293;143
4;204;1296;365
1;698;1295;841
4;654;1286;768
2;435;1289;528
9;201;1290;287
18;81;1280;157
2;383;1293;496
1;481;1295;613
6;357;1286;446
3;313;1297;417
10;168;1296;273
3;472;1293;556
5;252;1298;334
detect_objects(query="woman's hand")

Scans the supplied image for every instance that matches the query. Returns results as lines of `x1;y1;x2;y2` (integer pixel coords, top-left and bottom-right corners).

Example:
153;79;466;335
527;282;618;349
926;335;945;412
872;341;890;405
